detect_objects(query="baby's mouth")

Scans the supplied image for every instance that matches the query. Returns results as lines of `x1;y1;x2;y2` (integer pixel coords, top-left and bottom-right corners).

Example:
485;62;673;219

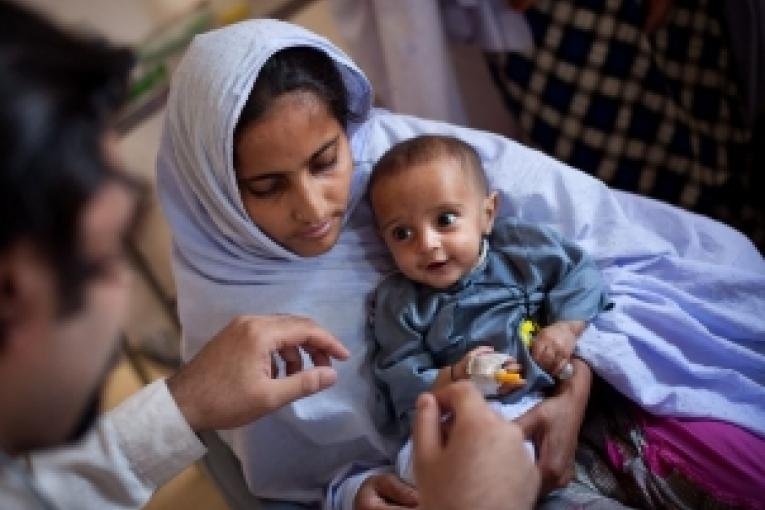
425;260;449;271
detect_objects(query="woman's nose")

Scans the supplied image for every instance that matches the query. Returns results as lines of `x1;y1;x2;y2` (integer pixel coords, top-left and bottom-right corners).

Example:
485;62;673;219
292;177;325;223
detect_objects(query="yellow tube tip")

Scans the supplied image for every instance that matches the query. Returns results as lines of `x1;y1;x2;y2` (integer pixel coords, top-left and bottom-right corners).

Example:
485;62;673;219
494;371;524;384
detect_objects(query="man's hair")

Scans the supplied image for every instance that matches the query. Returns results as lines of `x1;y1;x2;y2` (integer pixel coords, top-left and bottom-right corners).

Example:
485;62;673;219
0;1;134;328
368;135;489;204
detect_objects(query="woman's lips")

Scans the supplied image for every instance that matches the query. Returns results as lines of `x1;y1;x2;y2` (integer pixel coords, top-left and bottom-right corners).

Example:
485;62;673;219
297;218;333;239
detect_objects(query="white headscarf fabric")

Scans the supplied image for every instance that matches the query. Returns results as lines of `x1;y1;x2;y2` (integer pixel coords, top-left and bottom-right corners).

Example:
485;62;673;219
157;19;765;505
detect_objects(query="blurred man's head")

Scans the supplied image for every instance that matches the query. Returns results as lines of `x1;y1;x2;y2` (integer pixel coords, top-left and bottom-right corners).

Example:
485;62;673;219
0;0;140;453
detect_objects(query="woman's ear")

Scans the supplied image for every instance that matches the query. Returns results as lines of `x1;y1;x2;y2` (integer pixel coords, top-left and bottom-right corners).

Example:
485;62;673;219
482;191;499;235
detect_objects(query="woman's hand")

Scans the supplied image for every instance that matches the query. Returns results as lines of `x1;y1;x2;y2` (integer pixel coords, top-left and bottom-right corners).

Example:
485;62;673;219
514;358;592;495
531;320;583;377
166;314;350;433
354;473;419;510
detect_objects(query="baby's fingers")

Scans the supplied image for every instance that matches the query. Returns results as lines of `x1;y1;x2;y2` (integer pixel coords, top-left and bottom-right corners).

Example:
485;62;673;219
532;342;556;373
501;359;521;372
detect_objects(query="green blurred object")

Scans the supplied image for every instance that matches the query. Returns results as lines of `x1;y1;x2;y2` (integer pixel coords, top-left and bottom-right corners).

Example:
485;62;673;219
117;1;223;133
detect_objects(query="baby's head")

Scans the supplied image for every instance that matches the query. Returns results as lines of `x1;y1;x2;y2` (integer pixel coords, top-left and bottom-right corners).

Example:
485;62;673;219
369;135;498;289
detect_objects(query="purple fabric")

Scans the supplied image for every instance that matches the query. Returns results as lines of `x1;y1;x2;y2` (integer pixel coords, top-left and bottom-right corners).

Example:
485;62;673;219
637;412;765;509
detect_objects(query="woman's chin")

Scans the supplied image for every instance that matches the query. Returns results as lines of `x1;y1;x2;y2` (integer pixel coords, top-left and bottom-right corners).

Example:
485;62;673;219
289;230;341;257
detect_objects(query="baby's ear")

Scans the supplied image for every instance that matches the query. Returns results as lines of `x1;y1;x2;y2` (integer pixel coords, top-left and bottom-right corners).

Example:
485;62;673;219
483;191;499;234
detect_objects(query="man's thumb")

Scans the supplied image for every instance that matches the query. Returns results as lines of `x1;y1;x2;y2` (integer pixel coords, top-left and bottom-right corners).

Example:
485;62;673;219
513;411;536;440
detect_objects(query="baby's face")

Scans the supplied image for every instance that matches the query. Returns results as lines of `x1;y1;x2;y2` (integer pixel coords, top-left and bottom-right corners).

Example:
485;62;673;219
371;157;497;289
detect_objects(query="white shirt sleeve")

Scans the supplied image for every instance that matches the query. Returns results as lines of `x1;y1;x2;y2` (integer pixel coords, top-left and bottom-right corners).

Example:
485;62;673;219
0;379;206;509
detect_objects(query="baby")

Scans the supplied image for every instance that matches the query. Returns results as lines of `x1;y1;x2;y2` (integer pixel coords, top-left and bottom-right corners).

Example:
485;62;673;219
368;135;610;483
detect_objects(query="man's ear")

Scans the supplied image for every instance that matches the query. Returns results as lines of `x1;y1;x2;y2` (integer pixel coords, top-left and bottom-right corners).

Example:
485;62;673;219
0;247;21;346
483;191;499;235
0;242;49;351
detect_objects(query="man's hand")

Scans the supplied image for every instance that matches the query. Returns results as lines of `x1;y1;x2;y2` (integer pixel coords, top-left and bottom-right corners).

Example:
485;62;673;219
413;382;539;510
166;314;350;433
531;320;583;377
514;358;591;495
354;473;419;510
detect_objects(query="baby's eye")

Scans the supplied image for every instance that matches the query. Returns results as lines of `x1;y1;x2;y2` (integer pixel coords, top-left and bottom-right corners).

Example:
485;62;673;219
437;212;457;227
391;226;412;241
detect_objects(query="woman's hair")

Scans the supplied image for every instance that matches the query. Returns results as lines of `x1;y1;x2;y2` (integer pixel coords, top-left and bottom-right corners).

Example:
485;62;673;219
234;46;355;151
0;0;135;327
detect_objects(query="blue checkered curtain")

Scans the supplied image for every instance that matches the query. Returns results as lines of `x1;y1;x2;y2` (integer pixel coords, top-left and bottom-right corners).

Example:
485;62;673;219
485;0;763;250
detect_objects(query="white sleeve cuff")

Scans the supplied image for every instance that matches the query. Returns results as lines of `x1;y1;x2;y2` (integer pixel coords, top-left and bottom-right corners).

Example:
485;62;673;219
109;379;207;488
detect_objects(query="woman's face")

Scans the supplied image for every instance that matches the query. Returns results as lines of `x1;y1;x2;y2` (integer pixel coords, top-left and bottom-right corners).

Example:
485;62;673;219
235;91;353;257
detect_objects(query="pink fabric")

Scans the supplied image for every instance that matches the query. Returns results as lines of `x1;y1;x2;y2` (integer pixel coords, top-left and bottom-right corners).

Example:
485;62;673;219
638;411;765;510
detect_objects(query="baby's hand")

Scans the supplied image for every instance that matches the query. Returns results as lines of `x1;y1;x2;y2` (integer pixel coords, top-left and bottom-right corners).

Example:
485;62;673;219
452;345;495;381
530;320;583;377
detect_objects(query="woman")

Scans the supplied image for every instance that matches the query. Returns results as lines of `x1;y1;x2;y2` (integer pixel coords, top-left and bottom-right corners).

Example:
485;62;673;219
157;19;765;509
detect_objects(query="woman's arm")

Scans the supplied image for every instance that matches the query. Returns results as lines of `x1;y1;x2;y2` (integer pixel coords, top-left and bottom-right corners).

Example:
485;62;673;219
514;357;592;495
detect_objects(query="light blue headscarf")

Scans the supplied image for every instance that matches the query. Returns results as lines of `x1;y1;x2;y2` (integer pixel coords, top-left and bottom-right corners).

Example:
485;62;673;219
157;18;765;506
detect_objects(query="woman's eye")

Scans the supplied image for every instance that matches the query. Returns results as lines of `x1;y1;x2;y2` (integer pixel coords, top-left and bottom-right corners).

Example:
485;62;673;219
391;226;412;241
242;178;282;197
312;155;337;173
437;212;457;227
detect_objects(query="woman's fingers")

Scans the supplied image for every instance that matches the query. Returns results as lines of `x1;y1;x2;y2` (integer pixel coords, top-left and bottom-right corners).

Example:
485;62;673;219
376;473;419;507
355;473;418;510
